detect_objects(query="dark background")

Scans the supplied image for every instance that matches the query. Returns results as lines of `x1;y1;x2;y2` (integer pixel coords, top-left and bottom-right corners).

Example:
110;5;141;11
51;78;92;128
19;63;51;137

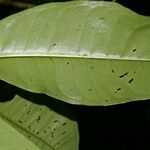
0;0;150;150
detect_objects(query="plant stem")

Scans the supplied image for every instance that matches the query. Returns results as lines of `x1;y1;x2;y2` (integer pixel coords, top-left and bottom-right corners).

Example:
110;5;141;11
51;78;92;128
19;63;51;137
0;0;34;9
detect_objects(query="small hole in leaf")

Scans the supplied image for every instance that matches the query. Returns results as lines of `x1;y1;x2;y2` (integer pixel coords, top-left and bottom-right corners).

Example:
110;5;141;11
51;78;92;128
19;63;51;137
112;70;115;73
132;49;137;52
52;43;56;47
117;88;121;91
26;110;30;115
18;120;22;124
44;130;47;133
62;123;67;126
119;72;128;78
37;116;41;123
129;78;134;84
61;131;66;135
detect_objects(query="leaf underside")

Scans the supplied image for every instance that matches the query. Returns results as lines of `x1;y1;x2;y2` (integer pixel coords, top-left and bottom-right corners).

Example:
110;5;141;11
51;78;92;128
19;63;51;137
0;1;150;105
0;91;79;150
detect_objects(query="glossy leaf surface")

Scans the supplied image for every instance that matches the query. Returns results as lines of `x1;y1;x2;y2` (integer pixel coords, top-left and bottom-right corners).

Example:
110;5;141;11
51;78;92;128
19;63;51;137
0;1;150;105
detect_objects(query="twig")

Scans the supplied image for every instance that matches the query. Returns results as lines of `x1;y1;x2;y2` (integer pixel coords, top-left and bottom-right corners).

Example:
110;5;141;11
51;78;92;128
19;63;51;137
0;0;34;9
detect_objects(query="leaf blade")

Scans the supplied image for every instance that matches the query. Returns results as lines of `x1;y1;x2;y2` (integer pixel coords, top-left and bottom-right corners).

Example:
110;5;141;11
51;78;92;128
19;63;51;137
0;1;150;105
0;92;79;150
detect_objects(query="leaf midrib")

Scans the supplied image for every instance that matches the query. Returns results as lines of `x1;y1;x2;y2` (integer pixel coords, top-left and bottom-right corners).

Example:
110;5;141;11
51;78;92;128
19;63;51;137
0;54;149;62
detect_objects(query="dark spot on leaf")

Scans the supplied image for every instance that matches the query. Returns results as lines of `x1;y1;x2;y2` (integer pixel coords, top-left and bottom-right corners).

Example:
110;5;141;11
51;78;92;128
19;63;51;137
18;120;22;124
112;70;114;73
134;71;136;74
37;116;41;123
117;88;121;91
100;17;105;20
115;91;117;93
51;132;54;138
24;104;27;107
105;100;108;102
33;130;35;133
44;130;47;133
61;131;66;135
54;120;58;123
88;89;92;91
52;43;56;47
83;54;88;56
26;110;30;115
91;66;94;69
39;108;42;111
129;78;134;84
119;72;128;78
57;142;59;145
28;125;31;130
62;123;67;126
66;62;69;65
28;135;31;138
36;132;39;135
132;49;137;52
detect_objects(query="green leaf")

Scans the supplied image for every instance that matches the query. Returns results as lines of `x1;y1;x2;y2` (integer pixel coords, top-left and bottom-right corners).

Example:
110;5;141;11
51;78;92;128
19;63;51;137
0;1;150;105
0;91;79;150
